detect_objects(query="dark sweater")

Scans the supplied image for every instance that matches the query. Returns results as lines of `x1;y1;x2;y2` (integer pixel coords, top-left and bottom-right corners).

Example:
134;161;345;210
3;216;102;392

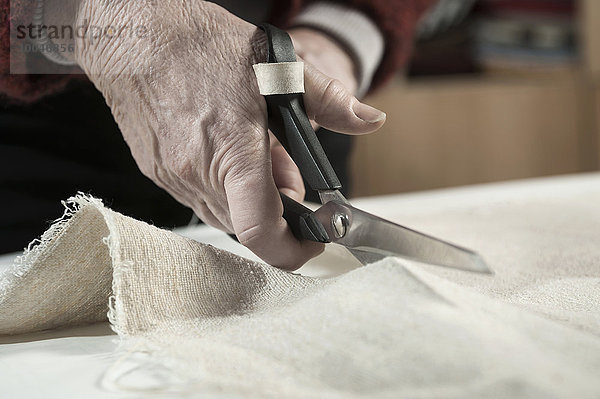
0;0;434;102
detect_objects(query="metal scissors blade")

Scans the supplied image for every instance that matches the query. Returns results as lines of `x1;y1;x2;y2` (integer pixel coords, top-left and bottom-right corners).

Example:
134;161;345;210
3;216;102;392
314;191;492;274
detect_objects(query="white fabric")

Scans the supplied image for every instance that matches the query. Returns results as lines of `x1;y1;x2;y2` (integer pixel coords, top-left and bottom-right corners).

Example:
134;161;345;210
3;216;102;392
1;174;600;398
252;62;305;95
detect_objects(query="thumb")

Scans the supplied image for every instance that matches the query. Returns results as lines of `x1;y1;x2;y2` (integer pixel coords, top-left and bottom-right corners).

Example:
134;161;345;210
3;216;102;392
303;62;386;135
223;133;323;270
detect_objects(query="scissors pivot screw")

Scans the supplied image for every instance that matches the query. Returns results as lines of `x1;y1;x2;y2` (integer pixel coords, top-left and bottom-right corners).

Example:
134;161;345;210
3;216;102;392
331;213;349;239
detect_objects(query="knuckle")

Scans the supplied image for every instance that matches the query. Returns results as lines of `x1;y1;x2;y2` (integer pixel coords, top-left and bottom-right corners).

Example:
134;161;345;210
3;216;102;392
320;78;346;108
236;224;270;249
217;147;257;189
219;138;269;186
308;77;348;121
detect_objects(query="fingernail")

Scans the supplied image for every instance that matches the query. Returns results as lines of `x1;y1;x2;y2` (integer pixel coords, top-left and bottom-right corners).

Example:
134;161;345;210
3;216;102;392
353;102;386;123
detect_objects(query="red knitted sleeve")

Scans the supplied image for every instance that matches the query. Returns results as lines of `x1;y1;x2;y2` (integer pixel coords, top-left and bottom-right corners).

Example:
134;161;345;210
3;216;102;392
0;0;79;103
270;0;436;92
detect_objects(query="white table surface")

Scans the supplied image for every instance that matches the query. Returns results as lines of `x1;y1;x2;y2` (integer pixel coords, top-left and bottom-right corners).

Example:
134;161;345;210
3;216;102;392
2;172;599;398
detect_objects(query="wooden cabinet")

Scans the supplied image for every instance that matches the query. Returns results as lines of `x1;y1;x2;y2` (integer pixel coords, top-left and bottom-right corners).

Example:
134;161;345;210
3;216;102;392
596;89;600;161
350;0;600;197
581;0;600;76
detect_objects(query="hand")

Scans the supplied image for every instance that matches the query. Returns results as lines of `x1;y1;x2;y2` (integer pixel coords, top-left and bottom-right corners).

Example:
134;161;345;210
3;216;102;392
70;1;386;269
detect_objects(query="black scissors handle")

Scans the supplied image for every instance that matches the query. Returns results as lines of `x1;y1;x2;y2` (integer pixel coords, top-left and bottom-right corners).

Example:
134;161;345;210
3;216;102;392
256;23;341;243
280;193;330;243
259;23;341;193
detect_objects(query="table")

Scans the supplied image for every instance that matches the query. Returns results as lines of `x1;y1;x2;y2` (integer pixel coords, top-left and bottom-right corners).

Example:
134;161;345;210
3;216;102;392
2;173;599;398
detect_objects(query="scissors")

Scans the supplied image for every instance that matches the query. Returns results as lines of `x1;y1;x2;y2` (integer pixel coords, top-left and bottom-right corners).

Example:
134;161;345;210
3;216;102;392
256;23;491;274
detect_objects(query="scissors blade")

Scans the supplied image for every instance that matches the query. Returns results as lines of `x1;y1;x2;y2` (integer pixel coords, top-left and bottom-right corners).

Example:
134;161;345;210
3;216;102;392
313;201;492;274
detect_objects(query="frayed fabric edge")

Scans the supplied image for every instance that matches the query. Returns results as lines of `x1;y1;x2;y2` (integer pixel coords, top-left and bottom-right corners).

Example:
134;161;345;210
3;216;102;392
0;192;130;338
0;193;174;391
0;193;103;300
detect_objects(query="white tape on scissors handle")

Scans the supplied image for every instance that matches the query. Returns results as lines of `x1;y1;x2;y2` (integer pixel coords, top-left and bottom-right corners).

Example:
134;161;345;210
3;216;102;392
252;62;305;95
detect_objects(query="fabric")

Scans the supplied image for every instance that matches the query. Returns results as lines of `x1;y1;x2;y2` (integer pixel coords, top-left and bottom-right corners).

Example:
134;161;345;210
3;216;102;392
1;186;600;397
0;195;321;337
292;2;384;96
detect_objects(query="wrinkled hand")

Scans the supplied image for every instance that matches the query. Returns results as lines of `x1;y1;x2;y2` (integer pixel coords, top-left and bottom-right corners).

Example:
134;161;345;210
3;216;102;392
73;1;386;269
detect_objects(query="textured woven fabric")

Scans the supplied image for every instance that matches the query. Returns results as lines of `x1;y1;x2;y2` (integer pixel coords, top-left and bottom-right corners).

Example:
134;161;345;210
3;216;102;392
0;196;320;336
1;193;600;398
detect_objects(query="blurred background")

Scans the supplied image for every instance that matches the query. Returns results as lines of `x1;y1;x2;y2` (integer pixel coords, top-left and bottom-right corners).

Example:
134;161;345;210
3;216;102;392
351;0;599;196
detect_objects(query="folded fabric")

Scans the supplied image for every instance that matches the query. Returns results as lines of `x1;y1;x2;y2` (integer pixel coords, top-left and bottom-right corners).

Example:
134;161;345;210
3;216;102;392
1;194;599;398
